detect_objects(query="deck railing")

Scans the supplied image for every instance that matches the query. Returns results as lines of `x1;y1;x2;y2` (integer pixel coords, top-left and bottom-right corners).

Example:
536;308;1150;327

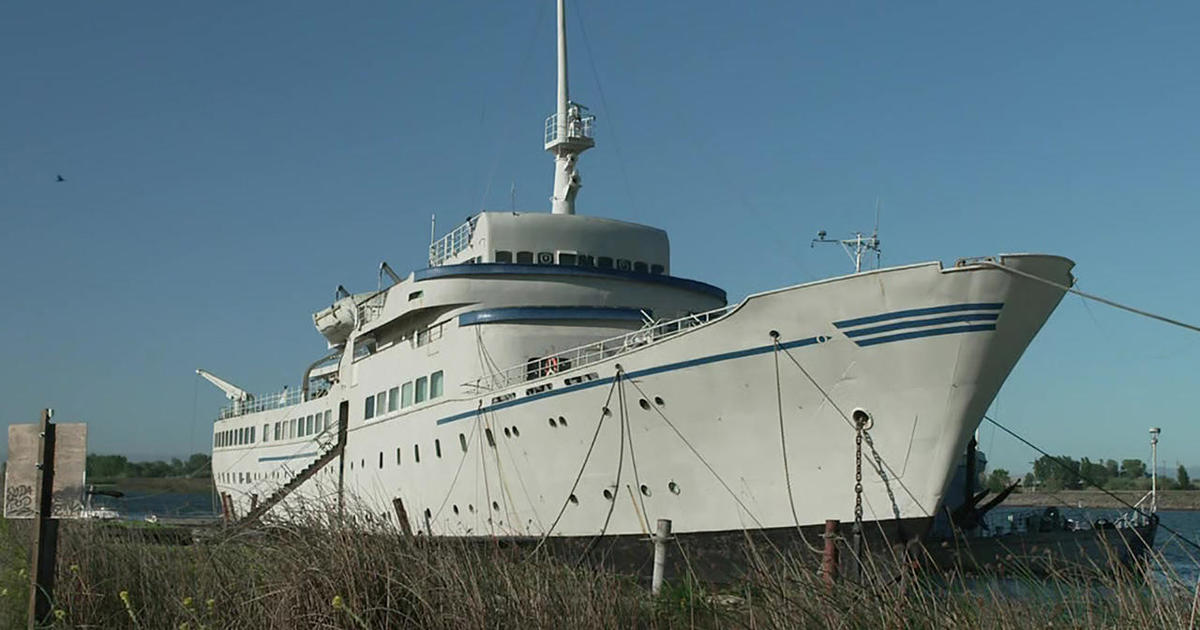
220;387;303;420
429;217;478;267
467;305;733;394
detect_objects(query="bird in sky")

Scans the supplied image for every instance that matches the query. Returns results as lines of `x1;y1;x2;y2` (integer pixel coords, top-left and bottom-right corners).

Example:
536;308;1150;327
55;174;66;182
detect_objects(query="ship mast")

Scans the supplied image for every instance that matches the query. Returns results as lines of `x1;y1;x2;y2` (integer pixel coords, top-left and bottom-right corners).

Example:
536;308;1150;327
545;0;595;215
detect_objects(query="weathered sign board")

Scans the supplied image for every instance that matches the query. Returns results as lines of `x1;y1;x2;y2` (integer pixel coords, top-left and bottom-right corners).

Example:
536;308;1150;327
4;422;87;519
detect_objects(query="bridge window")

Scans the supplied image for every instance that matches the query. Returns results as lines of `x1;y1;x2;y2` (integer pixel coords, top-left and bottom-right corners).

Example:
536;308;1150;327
577;254;594;267
402;381;414;407
634;261;648;273
307;414;315;435
250;426;255;443
495;250;513;263
516;251;534;264
557;253;577;266
376;392;387;417
263;424;269;442
388;387;399;412
651;264;665;275
415;376;429;403
597;256;613;269
324;410;332;430
430;371;444;398
364;395;375;420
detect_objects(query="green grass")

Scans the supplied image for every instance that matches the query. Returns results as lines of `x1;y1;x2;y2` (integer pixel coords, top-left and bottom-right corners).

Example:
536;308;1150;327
2;508;1198;629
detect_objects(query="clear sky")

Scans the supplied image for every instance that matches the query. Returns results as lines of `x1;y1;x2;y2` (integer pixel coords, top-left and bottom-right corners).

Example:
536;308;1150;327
2;2;1197;475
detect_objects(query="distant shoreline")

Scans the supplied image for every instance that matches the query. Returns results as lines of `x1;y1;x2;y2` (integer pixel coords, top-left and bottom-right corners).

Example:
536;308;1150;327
88;476;213;495
1002;489;1200;511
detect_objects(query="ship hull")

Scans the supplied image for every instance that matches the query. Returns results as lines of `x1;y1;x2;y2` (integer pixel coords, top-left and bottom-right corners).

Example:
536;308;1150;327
214;254;1073;544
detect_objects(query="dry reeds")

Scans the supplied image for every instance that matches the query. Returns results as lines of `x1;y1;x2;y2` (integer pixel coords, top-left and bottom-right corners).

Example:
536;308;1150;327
2;505;1198;629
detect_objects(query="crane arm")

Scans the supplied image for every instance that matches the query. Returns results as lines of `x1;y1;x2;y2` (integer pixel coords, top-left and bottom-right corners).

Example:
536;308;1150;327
196;369;252;402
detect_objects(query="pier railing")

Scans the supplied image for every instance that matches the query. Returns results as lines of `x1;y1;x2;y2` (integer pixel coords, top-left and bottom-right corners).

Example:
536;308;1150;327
468;305;733;393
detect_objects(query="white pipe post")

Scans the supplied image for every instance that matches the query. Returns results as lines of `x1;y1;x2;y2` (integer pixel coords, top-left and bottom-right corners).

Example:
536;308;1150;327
651;518;672;595
556;0;568;141
1150;427;1161;514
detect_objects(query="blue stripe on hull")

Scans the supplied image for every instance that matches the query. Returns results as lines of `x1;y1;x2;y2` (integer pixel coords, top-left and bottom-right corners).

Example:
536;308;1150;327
258;451;318;462
834;302;1003;329
843;312;999;338
854;323;997;347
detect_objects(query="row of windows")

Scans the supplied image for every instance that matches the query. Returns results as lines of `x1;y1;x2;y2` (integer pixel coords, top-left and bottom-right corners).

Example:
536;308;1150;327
365;371;445;420
272;410;333;442
215;426;255;448
494;250;664;275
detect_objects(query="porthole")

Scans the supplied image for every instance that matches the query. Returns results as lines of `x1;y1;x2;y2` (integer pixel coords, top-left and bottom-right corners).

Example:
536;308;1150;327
640;484;652;497
668;481;680;495
504;427;511;438
468;504;475;513
639;398;651;411
492;501;500;511
602;488;614;501
548;417;557;428
558;416;568;427
654;396;665;406
511;426;520;437
568;494;579;505
602;407;611;417
459;433;468;452
453;505;460;515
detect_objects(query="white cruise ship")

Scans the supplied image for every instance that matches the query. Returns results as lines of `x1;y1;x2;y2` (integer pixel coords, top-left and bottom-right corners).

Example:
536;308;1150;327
204;1;1073;551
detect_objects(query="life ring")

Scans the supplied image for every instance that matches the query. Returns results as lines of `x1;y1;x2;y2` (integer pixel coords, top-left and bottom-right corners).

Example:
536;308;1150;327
543;357;560;376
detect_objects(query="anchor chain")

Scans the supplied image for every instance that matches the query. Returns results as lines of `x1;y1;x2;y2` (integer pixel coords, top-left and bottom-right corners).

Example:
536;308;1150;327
854;419;864;530
862;429;901;522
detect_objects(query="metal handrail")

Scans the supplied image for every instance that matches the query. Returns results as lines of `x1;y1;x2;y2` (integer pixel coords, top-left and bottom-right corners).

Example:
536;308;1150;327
429;217;478;267
219;387;304;420
468;305;733;394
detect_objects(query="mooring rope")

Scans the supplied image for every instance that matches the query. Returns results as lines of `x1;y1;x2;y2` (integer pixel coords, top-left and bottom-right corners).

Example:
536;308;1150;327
772;337;825;554
528;377;619;557
575;370;628;564
981;260;1200;334
983;414;1200;554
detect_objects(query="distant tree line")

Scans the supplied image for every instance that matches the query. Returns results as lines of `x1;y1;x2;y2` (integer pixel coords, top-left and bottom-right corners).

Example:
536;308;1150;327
86;453;211;479
984;456;1194;493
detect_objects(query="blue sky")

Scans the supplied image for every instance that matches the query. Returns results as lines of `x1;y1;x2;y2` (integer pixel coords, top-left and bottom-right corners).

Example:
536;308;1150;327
2;1;1197;475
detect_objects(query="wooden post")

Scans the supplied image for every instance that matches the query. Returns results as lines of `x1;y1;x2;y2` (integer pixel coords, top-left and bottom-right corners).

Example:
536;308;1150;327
27;409;58;629
822;519;839;587
392;498;413;536
651;518;672;595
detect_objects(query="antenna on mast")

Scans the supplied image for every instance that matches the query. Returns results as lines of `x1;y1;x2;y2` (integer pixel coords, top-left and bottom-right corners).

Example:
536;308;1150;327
544;0;595;215
811;200;883;273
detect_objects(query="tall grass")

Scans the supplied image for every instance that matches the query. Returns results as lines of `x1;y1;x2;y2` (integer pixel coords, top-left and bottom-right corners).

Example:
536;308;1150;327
1;507;1197;629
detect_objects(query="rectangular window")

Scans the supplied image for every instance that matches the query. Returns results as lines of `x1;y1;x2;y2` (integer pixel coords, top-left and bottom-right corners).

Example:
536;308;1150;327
324;410;332;430
388;387;399;412
435;439;442;458
274;422;281;441
633;261;648;273
415;376;428;403
494;250;513;263
651;264;665;275
408;290;423;301
396;447;401;465
263;424;270;442
289;419;296;439
557;252;577;266
460;433;468;452
250;426;255;443
365;395;375;419
401;381;414;407
376;392;387;416
414;444;420;463
597;256;614;269
430;371;444;398
306;414;315;435
516;251;534;264
577;254;594;267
